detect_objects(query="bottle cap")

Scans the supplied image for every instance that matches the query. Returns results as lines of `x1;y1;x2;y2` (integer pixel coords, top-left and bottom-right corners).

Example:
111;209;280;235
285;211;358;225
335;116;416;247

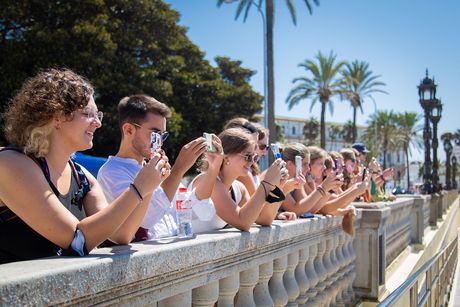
179;187;188;193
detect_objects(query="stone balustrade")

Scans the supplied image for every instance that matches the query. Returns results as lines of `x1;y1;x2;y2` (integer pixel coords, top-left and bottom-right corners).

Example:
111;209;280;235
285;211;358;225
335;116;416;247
0;215;360;307
353;193;457;301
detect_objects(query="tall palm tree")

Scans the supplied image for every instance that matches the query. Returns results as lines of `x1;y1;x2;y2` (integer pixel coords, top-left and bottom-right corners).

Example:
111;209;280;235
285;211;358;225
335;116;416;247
218;0;320;151
341;60;387;143
286;50;346;148
341;119;354;146
303;116;319;145
364;110;398;170
394;112;423;189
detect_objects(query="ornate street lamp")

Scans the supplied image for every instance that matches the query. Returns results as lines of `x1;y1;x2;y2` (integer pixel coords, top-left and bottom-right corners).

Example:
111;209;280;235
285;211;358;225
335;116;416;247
429;99;442;193
452;156;458;190
442;133;453;190
418;70;437;194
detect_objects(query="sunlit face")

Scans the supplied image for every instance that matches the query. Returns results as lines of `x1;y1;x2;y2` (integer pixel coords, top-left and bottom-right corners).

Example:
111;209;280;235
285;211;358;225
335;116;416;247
60;96;102;151
131;112;167;160
310;157;325;179
256;135;269;157
226;145;257;178
345;155;357;174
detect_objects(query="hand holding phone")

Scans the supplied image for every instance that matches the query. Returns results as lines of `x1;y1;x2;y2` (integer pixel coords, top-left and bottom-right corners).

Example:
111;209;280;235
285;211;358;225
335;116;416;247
362;167;367;181
295;155;302;177
270;143;281;159
203;132;217;153
150;131;162;153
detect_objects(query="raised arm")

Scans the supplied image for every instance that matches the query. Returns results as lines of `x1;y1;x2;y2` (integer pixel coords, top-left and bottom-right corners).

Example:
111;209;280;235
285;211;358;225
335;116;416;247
161;137;207;201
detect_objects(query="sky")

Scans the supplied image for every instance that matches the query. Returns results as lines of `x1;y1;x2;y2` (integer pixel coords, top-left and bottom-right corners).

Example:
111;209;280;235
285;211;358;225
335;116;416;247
164;0;460;162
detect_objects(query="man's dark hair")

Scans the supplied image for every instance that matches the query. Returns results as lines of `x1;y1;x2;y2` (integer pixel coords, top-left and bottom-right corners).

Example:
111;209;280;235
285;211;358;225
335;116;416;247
117;95;171;131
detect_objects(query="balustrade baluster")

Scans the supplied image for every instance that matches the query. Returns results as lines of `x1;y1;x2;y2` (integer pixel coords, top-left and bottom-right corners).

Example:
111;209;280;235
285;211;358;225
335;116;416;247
254;262;274;307
306;240;327;306
295;248;309;305
192;281;219;307
304;241;319;306
285;251;300;306
218;273;239;307
269;255;289;307
235;267;258;307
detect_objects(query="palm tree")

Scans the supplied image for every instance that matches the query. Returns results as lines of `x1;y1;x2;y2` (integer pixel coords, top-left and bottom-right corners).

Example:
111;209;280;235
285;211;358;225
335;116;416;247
341;60;387;143
341;120;354;146
303;116;319;145
329;123;341;150
364;110;398;170
218;0;320;151
394;112;423;189
286;50;346;148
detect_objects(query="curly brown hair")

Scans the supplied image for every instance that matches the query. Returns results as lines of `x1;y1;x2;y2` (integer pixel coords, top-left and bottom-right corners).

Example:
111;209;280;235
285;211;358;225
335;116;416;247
3;68;94;156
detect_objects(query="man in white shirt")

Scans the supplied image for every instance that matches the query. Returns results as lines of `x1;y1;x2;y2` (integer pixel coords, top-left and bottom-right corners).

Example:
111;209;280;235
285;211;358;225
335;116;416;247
98;95;221;240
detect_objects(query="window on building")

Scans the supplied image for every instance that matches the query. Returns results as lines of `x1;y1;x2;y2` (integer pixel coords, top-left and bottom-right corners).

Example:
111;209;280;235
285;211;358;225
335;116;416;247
292;126;296;135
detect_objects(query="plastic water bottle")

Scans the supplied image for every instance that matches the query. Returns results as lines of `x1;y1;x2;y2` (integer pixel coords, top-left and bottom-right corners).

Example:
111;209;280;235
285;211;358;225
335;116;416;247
176;187;193;238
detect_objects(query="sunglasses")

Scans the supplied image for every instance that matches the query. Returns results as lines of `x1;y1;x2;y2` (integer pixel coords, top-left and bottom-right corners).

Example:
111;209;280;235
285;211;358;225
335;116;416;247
131;123;169;141
258;143;269;151
239;153;259;163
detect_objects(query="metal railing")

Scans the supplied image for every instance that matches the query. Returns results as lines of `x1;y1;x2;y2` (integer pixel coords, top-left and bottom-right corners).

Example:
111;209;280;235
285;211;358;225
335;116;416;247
379;235;458;307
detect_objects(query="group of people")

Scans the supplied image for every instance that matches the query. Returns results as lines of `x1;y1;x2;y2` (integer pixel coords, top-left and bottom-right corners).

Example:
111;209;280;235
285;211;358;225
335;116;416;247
0;69;393;264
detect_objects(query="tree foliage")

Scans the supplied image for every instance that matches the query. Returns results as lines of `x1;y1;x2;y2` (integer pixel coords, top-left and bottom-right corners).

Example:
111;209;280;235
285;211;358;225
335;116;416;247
0;0;262;160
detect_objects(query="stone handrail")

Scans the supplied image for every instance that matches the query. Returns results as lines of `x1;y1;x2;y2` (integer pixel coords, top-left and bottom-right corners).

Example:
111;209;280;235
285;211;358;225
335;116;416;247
353;193;457;301
0;215;360;306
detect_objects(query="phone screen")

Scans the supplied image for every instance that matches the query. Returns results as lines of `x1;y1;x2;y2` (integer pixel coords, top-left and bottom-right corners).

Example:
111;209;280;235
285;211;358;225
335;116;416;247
150;132;161;153
335;159;342;175
362;167;367;181
270;143;281;159
295;155;302;177
203;133;216;152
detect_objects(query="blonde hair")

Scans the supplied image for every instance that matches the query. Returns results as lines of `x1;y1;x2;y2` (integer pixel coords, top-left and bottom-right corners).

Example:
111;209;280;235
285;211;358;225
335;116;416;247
4;68;94;157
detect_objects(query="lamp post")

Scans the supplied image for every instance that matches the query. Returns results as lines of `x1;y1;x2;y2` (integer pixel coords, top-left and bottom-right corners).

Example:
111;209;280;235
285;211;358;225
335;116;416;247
442;134;453;190
452;156;457;190
429;99;442;193
418;70;437;194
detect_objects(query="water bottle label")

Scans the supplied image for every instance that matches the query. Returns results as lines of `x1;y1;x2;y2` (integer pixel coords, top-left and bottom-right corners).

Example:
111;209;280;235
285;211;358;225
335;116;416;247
176;199;192;210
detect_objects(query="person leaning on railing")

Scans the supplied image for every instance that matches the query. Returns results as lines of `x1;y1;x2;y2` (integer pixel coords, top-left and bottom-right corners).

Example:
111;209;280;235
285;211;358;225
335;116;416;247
190;128;289;232
0;69;169;264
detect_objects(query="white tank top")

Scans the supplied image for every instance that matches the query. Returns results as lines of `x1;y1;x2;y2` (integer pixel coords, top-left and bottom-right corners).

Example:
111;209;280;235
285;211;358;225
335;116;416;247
188;174;242;232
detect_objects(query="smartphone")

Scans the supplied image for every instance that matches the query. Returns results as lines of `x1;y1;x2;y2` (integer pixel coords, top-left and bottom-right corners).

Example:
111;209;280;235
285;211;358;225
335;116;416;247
334;159;342;175
270;143;282;159
150;131;162;153
203;132;217;153
295;155;302;177
362;167;367;181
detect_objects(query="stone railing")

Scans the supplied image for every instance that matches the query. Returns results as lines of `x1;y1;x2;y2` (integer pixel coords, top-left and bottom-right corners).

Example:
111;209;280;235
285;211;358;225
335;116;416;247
0;215;360;306
353;193;458;301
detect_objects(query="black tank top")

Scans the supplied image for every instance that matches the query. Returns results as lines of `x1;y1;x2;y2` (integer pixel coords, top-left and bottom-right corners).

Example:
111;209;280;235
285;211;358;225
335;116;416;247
0;148;90;264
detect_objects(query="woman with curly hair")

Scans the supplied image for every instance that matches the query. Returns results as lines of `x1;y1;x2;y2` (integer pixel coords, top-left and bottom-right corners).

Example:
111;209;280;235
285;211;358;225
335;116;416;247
0;69;169;263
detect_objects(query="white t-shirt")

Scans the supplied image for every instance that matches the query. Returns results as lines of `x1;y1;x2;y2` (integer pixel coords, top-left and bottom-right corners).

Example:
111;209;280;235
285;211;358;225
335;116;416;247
97;156;216;239
188;174;242;233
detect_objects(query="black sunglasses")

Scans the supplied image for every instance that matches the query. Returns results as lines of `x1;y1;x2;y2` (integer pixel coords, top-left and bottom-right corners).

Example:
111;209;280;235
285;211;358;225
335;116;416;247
131;123;169;141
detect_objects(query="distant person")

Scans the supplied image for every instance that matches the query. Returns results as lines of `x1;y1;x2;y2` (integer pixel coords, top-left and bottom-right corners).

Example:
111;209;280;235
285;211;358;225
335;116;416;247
0;69;168;264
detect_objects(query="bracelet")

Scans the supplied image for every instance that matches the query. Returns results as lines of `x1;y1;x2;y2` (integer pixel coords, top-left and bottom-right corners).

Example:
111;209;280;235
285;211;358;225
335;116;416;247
261;181;285;203
130;183;144;202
